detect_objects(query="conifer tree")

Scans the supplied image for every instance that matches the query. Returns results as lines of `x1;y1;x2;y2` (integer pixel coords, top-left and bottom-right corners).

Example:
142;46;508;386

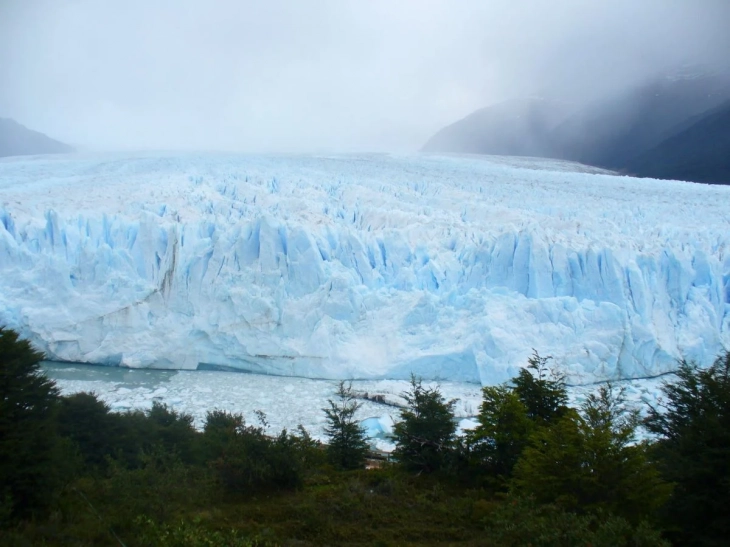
511;350;568;425
392;375;457;473
468;385;533;478
644;352;730;545
323;381;369;470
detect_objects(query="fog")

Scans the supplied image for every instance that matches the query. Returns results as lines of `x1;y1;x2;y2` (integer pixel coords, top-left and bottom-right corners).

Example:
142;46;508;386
1;0;728;153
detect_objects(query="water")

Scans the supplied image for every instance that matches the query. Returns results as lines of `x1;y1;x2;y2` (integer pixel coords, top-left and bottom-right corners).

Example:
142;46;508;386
42;361;670;450
42;361;485;451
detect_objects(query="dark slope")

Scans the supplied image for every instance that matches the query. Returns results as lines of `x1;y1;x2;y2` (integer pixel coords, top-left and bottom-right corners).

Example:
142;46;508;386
624;100;730;184
548;72;730;169
422;69;730;184
422;98;574;157
0;118;74;158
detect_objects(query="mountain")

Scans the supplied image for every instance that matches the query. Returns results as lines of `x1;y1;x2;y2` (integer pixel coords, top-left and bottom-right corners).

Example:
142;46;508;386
624;99;730;184
549;70;730;169
1;153;728;384
0;118;74;158
422;68;730;184
422;98;574;157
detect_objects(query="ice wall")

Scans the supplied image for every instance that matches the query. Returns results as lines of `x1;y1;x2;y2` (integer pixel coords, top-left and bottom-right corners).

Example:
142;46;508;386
1;152;728;384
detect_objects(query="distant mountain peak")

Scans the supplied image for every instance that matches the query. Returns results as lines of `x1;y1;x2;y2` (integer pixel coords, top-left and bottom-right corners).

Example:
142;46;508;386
0;118;74;158
423;71;730;184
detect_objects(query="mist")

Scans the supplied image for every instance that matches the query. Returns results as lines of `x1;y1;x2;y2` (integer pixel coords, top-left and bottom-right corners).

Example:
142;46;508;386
1;0;728;153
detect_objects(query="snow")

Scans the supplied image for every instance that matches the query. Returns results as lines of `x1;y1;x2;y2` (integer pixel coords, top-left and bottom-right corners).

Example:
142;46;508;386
2;152;729;384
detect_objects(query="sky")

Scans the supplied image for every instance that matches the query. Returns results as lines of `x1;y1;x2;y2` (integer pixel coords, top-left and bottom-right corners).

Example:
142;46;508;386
1;0;729;153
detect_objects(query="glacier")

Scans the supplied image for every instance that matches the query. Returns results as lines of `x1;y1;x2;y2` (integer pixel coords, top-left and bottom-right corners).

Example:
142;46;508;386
1;152;729;384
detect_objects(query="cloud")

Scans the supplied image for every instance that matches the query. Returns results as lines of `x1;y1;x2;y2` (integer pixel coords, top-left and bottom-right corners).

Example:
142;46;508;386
2;0;728;152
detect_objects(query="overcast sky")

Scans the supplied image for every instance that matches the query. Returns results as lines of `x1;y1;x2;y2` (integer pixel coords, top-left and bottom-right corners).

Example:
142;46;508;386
1;0;729;153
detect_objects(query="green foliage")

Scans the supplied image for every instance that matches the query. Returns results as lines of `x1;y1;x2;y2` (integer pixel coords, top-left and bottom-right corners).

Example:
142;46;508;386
134;515;274;546
146;401;200;464
511;350;568;425
466;352;567;484
204;411;316;494
0;327;60;518
467;385;533;480
480;496;668;547
56;392;118;470
99;447;207;524
644;352;730;546
512;384;669;522
323;381;369;470
202;409;245;460
97;401;201;469
392;375;457;473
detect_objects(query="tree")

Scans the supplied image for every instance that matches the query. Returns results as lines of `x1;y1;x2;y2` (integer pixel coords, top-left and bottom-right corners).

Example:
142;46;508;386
644;352;730;545
511;350;568;425
203;410;313;494
0;327;60;518
512;384;669;523
323;381;369;470
392;375;457;473
146;401;199;464
467;385;533;479
57;392;117;469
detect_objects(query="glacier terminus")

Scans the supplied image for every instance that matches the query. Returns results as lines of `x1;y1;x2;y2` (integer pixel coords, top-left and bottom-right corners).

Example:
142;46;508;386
1;152;728;385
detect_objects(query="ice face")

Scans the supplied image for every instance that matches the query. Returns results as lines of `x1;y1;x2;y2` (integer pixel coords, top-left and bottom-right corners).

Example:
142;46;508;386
1;152;729;384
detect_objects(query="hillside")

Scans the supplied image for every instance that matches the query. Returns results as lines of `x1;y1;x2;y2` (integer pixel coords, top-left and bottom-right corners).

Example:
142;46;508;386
549;71;730;169
624;100;730;184
422;69;730;184
422;98;573;157
0;118;74;158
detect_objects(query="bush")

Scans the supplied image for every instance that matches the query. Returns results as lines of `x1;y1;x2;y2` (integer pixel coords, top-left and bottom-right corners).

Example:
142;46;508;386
146;401;200;464
205;411;316;494
392;375;457;473
135;515;274;547
481;496;668;547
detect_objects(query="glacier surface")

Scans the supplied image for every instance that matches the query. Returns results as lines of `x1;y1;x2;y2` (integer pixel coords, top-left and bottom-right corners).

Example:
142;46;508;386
1;152;729;384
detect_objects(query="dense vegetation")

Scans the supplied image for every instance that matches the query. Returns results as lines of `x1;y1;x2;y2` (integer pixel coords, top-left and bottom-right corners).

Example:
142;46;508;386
1;325;728;545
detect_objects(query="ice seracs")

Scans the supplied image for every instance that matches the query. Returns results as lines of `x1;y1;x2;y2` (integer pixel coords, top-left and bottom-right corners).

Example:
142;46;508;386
1;152;729;384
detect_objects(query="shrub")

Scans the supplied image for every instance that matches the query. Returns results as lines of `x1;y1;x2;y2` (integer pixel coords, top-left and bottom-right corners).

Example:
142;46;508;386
205;411;315;494
135;515;274;547
146;401;200;464
481;496;668;547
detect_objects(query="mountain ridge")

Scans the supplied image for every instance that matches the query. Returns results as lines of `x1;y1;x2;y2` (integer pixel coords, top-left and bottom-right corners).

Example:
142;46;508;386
423;68;730;184
0;118;74;158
